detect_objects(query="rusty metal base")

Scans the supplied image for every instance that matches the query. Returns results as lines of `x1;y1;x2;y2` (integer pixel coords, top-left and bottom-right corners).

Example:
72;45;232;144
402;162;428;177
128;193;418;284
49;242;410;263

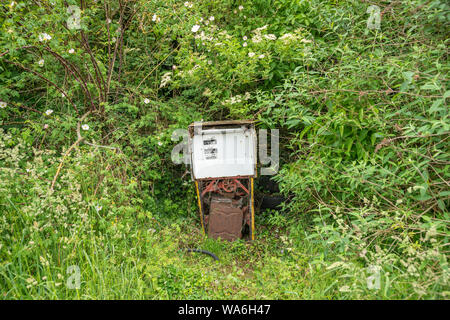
207;196;244;241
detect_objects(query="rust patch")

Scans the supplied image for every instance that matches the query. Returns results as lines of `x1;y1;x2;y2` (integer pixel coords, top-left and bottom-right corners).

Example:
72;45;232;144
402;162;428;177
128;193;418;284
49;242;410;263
188;120;255;137
208;196;243;241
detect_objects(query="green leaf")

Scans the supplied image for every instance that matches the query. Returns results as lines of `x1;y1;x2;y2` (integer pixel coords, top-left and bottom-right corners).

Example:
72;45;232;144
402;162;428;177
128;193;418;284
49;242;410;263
428;99;444;114
421;82;440;90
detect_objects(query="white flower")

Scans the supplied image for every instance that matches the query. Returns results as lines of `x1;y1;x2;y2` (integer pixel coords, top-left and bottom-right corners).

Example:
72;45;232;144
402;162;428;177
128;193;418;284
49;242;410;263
187;64;200;75
160;72;172;88
251;35;262;43
205;20;209;25
243;36;247;40
144;98;150;104
172;65;177;70
255;25;268;32
152;14;157;22
38;59;44;66
264;34;277;40
258;54;265;59
280;33;294;41
81;124;89;131
248;52;255;57
243;42;247;47
43;124;49;129
38;33;52;42
11;1;16;6
191;24;200;33
45;109;53;115
184;1;193;8
157;141;163;146
239;5;244;10
95;205;102;212
68;48;75;54
207;60;212;65
222;95;243;105
39;256;49;267
339;285;351;292
209;16;214;21
0;101;7;109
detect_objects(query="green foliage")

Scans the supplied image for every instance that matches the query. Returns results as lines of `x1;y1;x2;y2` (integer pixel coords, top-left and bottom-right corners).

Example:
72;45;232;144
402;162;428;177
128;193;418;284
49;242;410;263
0;0;449;299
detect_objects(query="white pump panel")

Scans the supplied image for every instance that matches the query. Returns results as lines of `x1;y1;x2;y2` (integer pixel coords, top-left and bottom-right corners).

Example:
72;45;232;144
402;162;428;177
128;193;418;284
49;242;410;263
190;126;256;179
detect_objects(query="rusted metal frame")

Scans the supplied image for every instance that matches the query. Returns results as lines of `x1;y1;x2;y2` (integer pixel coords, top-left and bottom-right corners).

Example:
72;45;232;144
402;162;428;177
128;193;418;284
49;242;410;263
201;177;249;196
201;179;218;197
196;177;254;240
218;179;237;193
233;179;249;195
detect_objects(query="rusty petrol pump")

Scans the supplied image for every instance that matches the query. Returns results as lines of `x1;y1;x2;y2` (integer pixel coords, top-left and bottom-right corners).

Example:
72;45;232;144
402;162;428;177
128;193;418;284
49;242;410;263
188;121;257;241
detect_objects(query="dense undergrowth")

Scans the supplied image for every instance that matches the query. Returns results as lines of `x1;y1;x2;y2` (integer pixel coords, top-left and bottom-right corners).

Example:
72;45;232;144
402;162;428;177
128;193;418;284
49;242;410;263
0;1;449;299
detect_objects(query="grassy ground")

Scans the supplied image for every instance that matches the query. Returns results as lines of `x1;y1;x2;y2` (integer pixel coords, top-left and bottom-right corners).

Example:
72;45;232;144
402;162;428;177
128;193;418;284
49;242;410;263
1;202;415;300
0;208;311;299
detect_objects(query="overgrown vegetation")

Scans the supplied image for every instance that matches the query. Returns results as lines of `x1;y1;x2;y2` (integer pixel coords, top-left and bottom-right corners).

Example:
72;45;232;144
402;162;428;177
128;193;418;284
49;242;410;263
0;0;449;299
